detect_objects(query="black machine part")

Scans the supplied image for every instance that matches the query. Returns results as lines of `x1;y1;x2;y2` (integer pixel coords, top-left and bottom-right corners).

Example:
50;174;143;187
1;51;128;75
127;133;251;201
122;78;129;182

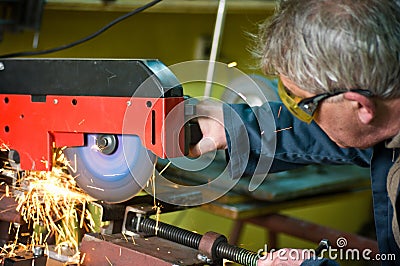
0;58;183;98
129;216;260;266
2;247;47;266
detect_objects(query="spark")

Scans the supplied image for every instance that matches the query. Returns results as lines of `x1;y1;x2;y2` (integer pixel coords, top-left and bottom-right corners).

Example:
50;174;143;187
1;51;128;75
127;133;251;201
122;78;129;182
151;165;156;207
150;161;171;236
11;224;20;255
80;253;86;264
158;161;171;175
66;153;77;173
0;147;95;260
0;142;10;151
274;126;293;133
227;61;237;68
122;232;128;242
105;255;113;266
79;201;86;229
86;185;104;191
152;160;171;209
277;105;282;118
154;206;162;236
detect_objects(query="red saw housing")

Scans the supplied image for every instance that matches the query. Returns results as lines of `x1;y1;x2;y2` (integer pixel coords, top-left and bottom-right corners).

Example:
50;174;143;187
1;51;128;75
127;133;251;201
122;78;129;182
0;58;187;171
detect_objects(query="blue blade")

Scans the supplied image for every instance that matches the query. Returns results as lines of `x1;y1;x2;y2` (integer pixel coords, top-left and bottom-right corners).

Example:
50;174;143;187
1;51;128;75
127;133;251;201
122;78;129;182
64;134;156;203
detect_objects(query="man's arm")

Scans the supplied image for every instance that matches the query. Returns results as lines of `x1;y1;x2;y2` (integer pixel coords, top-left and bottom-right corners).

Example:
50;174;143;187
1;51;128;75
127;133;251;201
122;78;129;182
190;100;372;178
223;101;372;178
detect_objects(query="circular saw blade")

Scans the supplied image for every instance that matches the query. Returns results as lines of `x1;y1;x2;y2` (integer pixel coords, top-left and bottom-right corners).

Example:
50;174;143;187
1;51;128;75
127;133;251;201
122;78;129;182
64;134;156;203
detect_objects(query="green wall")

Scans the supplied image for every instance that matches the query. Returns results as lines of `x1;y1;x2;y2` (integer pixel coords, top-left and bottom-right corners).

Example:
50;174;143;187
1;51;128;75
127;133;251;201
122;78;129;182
0;9;267;66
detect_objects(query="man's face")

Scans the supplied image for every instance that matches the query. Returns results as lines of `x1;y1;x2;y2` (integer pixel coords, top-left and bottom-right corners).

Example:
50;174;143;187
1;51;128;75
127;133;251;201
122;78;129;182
279;75;381;149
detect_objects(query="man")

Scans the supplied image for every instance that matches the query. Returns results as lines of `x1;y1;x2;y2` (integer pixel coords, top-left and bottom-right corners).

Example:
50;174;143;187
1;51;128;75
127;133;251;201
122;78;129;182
190;0;400;265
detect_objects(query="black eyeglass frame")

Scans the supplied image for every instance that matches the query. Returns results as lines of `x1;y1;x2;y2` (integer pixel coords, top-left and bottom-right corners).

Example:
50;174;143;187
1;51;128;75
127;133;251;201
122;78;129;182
277;78;375;123
298;89;374;116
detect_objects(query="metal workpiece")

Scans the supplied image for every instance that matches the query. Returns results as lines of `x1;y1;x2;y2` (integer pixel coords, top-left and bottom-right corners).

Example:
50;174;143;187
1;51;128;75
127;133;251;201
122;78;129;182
2;249;47;266
130;216;260;266
80;233;206;266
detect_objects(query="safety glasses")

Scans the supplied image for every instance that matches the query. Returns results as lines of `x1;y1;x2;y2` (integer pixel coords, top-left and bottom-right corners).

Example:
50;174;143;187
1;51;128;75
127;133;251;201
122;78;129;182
277;79;373;123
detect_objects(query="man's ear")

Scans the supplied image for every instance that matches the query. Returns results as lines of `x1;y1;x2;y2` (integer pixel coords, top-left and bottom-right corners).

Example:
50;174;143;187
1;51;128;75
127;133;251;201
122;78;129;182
343;92;375;124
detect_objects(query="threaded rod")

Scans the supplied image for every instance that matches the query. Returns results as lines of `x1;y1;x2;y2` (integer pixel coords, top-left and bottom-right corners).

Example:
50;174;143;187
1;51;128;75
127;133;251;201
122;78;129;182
132;216;202;249
132;217;259;266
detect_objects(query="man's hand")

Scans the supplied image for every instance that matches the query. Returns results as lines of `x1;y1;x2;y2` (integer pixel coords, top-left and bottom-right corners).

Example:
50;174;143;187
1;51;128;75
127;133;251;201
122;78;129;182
189;99;228;157
257;248;308;266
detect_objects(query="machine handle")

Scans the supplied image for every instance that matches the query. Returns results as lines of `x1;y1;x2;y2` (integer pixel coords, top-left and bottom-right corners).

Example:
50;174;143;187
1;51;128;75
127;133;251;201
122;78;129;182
183;96;203;155
188;121;203;145
184;120;203;155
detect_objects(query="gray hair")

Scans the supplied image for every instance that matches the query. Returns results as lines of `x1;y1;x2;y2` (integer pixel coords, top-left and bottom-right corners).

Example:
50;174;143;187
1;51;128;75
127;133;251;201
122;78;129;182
255;0;400;98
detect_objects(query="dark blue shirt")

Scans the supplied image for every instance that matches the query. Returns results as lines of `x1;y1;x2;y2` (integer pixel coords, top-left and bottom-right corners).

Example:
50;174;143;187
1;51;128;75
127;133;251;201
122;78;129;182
223;101;399;265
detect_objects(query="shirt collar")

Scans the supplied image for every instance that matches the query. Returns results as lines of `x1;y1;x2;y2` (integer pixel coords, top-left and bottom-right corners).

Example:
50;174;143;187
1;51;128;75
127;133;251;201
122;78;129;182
386;131;400;149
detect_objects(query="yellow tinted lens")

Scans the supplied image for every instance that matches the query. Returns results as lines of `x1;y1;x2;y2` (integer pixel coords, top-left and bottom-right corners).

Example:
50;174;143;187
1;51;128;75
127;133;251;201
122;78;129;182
277;79;313;123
